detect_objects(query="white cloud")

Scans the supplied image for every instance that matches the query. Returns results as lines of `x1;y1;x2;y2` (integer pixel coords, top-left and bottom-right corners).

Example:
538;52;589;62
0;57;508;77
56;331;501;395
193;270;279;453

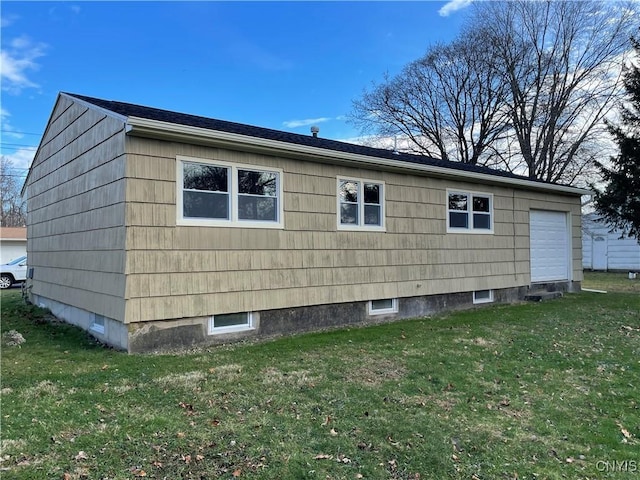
2;147;36;173
0;108;23;139
439;0;474;17
0;35;47;94
1;14;19;28
283;117;332;129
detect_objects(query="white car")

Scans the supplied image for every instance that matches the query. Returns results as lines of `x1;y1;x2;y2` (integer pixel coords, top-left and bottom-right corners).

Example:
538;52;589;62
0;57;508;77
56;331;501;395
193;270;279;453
0;255;27;289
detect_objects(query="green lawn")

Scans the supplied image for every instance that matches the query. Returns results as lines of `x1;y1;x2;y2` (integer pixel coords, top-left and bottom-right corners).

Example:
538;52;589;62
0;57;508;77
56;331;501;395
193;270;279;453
1;276;639;479
583;270;640;294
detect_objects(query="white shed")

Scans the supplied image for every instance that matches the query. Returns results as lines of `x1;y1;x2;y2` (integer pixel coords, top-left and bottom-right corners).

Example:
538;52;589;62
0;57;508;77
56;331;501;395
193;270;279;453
582;213;640;271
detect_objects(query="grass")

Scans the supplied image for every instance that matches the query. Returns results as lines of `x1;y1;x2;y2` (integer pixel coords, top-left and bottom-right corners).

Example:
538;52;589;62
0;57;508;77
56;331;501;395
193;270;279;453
583;271;640;294
1;274;639;479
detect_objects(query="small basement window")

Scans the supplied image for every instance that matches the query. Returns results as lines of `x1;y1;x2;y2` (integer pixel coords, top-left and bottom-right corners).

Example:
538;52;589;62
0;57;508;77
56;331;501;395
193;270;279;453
473;290;494;304
368;298;398;315
208;312;253;334
91;314;105;334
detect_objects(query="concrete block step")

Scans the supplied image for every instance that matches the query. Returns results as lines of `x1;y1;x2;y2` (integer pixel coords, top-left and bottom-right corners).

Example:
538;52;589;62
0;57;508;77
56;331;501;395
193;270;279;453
525;291;564;302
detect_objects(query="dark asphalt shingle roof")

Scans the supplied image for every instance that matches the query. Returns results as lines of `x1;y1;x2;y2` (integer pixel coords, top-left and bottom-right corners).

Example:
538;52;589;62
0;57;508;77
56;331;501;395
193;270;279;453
65;92;539;184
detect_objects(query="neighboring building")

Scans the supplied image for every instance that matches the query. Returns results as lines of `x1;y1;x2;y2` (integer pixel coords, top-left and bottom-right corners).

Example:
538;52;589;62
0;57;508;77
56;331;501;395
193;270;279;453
582;213;640;271
0;227;27;264
22;93;589;352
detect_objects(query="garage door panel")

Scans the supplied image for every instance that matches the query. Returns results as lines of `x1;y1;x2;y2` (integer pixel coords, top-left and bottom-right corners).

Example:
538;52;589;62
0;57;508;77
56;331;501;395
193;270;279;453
530;210;569;282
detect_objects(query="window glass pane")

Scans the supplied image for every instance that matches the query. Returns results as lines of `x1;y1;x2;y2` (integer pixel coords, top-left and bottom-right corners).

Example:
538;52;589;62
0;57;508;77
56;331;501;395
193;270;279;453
449;211;468;228
364;183;380;204
474;290;492;301
473;196;490;212
238;170;277;196
364;205;381;225
214;312;249;328
183;191;229;219
184;163;228;192
238;195;277;221
339;180;359;203
91;314;105;333
371;299;394;310
449;193;468;211
473;213;491;229
340;203;358;224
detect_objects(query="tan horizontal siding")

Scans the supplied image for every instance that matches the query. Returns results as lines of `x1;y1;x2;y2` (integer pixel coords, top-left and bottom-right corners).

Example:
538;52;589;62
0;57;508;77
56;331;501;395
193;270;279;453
30;250;125;274
119;139;582;323
26;97;127;322
35;280;125;322
29;228;126;252
28;135;125;211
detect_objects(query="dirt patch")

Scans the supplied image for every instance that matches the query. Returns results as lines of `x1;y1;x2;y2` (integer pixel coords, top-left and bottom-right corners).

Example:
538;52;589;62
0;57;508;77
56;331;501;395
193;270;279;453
210;364;243;382
154;371;206;390
346;357;407;386
21;380;58;400
261;367;322;387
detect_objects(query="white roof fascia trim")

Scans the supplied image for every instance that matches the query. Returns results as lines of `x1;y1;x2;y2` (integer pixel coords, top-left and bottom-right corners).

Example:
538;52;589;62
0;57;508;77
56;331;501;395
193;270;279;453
62;93;129;124
126;116;591;196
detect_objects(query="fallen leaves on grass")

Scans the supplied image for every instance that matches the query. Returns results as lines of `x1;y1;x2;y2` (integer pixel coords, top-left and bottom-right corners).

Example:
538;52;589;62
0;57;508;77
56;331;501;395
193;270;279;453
74;451;88;461
178;402;196;415
616;421;636;443
130;466;147;477
313;453;351;463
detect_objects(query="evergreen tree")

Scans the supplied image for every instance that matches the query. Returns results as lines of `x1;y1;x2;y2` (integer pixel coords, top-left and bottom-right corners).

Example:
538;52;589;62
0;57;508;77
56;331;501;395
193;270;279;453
594;38;640;241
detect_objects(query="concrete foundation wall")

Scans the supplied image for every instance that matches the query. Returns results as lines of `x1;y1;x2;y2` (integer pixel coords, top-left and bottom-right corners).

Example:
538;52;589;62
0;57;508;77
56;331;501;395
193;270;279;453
34;282;576;353
128;285;532;353
31;292;128;350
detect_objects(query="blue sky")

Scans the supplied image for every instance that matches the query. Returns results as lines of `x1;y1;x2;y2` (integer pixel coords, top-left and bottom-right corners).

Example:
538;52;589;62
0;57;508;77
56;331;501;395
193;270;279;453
1;1;471;179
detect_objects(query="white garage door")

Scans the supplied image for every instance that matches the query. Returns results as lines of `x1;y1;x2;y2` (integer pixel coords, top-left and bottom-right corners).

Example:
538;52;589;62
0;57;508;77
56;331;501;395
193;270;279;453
530;210;569;283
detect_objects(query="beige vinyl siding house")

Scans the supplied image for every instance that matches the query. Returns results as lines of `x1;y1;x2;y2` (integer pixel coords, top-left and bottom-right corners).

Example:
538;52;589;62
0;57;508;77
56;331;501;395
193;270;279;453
23;93;588;352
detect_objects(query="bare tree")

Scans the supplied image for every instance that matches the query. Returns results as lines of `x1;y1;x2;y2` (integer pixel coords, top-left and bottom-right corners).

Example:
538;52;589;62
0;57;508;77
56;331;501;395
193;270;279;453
352;31;510;165
1;157;27;227
476;0;637;183
351;0;638;184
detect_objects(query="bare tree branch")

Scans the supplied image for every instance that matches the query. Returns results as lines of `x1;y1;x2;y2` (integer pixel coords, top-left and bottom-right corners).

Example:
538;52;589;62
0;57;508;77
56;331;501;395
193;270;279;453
350;0;638;185
1;157;27;227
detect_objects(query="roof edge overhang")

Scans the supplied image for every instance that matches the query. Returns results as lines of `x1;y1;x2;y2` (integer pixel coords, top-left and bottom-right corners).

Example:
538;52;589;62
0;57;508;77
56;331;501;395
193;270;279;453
126;116;592;197
21;93;130;196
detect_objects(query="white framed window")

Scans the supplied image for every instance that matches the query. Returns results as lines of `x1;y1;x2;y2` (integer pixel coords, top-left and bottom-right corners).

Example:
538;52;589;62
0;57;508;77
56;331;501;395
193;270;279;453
91;314;105;334
208;312;253;334
473;290;494;304
447;190;493;233
368;298;398;315
177;156;283;228
337;177;385;231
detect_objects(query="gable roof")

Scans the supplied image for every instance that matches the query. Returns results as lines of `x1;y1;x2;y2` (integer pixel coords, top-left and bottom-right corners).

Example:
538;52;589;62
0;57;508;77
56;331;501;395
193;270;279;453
59;92;590;196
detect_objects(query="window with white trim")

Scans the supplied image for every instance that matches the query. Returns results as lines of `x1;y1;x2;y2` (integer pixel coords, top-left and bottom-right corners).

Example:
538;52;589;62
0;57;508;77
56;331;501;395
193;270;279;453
368;298;398;315
447;190;493;233
208;312;253;334
91;314;105;334
178;157;283;228
473;290;494;304
337;178;385;230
